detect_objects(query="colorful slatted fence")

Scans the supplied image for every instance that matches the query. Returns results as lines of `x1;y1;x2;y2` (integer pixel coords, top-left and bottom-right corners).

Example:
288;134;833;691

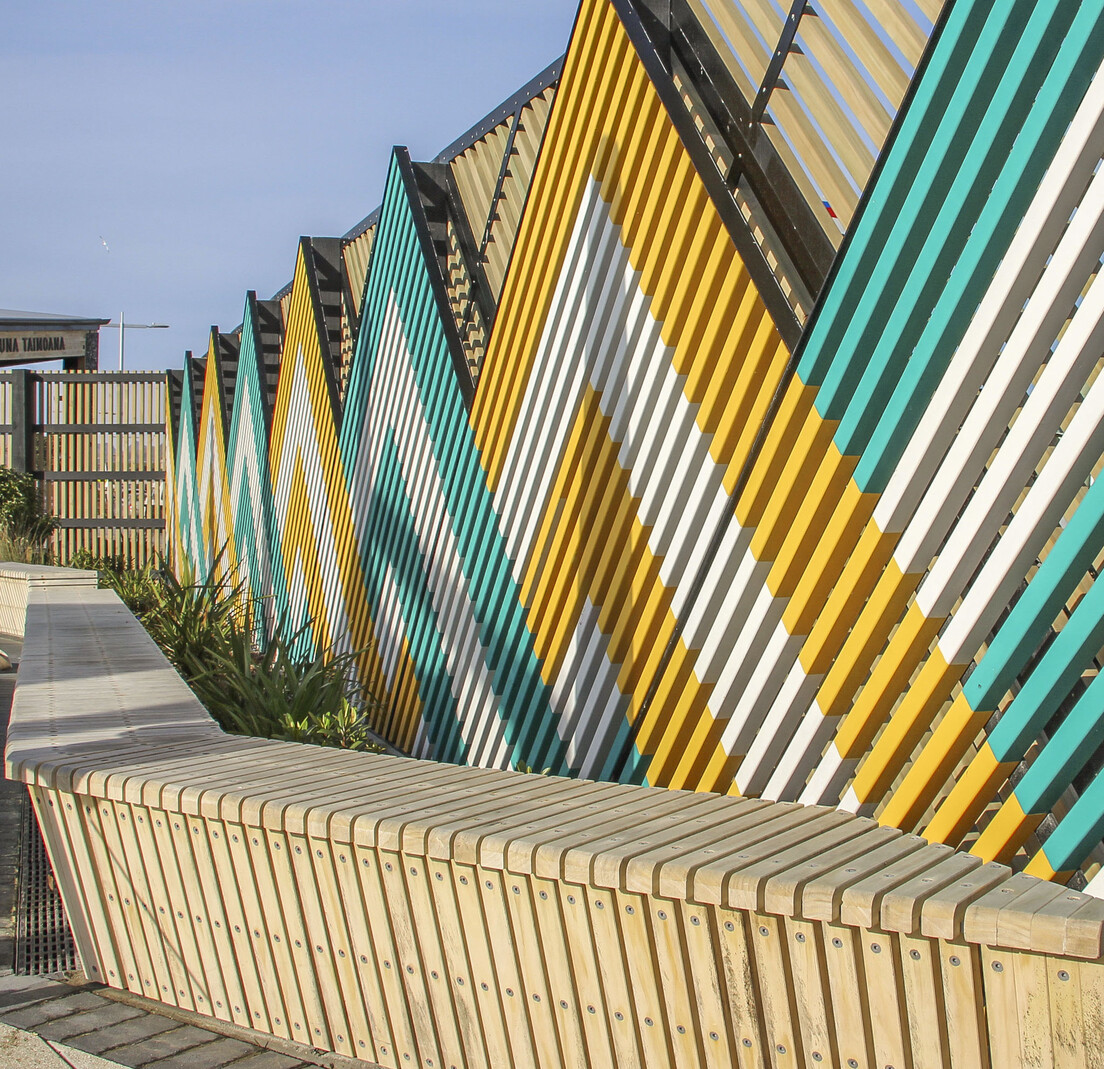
196;328;239;582
170;353;205;579
225;292;284;642
341;149;566;769
165;0;1104;890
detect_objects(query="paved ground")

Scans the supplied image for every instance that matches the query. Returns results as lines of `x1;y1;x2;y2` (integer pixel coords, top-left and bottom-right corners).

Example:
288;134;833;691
0;973;383;1068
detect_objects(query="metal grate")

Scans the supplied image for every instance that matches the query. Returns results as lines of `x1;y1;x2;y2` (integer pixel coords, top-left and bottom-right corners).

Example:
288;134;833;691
15;795;77;975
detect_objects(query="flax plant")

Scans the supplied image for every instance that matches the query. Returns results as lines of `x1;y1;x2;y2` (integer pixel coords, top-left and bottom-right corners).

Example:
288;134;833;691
72;548;385;753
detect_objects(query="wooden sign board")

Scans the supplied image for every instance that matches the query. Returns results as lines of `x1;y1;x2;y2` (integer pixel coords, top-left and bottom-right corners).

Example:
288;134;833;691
0;330;88;362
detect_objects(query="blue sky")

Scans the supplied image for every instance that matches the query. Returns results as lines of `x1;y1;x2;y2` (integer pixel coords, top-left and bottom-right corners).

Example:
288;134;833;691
2;1;579;371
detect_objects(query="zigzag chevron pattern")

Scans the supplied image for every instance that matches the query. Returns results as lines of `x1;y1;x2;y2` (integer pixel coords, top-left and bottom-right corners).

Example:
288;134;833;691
269;238;368;662
166;0;1104;887
341;152;565;769
196;327;238;582
226;293;284;642
170;354;205;578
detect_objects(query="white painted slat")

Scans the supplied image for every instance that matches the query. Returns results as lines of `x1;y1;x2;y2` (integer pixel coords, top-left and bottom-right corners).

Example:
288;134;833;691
350;294;511;766
497;180;613;570
940;349;1104;661
717;591;792;753
894;153;1104;574
917;267;1104;620
759;669;833;801
874;71;1104;537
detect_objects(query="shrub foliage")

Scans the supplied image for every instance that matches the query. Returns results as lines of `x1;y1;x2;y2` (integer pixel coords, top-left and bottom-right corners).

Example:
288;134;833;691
72;550;386;753
0;467;55;563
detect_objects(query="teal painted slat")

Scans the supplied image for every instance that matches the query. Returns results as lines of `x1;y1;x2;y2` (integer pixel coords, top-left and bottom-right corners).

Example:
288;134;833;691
1038;767;1104;873
225;293;284;643
367;431;470;763
983;562;1104;764
966;471;1104;716
812;0;1036;421
794;0;998;388
341;153;568;773
175;359;205;579
598;715;651;787
1011;665;1104;817
851;0;1104;491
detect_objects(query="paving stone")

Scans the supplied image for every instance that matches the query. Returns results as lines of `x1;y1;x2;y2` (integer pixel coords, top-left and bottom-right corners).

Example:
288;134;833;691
67;1011;179;1055
149;1035;258;1068
218;1052;308;1069
0;990;108;1029
0;1021;117;1068
99;1023;221;1065
33;999;145;1042
0;976;74;1011
43;1043;125;1069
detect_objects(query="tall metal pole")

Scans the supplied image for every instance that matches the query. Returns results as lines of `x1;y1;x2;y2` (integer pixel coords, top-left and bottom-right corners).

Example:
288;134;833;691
104;318;168;368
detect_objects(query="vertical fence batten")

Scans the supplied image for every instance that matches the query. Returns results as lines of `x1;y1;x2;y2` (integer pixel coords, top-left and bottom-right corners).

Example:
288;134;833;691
0;371;166;565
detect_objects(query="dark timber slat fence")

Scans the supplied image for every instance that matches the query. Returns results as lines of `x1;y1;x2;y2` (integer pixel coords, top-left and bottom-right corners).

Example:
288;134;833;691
0;371;166;565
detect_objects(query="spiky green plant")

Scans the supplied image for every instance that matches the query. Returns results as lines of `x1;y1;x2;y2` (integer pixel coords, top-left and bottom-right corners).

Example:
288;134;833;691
139;553;247;680
71;550;163;617
0;467;55;563
515;761;552;775
71;545;386;752
186;616;384;751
